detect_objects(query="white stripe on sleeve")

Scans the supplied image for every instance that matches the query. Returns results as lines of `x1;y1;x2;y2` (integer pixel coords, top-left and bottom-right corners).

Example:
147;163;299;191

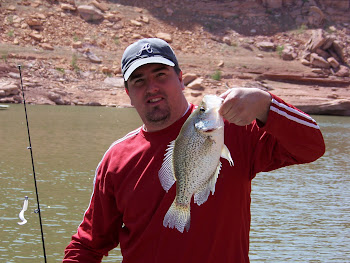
271;99;320;129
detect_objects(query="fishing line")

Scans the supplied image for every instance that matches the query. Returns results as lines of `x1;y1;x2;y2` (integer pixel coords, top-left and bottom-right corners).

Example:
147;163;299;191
18;65;48;263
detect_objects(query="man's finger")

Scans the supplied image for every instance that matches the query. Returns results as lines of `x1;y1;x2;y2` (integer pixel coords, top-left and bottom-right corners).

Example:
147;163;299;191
219;90;235;116
219;89;231;99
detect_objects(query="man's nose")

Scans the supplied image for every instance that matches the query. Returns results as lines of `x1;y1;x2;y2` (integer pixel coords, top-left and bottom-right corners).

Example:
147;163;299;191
146;78;160;93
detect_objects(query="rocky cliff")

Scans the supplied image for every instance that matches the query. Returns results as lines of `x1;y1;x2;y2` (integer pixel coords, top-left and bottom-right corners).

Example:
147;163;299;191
0;0;349;115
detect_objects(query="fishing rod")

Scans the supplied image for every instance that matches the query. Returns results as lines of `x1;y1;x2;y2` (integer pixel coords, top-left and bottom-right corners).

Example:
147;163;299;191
18;65;48;263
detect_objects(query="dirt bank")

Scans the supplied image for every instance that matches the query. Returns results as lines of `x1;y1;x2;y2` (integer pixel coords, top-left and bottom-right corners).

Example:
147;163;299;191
1;0;350;115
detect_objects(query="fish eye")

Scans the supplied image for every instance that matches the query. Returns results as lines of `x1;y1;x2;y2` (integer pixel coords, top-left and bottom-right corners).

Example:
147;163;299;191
199;107;205;112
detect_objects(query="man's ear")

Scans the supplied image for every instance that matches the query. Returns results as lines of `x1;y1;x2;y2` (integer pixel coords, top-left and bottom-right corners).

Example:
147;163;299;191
178;71;185;90
125;87;129;96
124;87;134;106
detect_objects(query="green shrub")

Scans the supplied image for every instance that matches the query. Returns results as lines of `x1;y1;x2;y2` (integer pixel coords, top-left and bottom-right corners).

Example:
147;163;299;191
8;29;14;38
276;45;284;57
113;36;120;46
71;54;80;72
55;68;65;73
296;24;308;34
1;53;8;63
211;70;222;81
73;35;79;42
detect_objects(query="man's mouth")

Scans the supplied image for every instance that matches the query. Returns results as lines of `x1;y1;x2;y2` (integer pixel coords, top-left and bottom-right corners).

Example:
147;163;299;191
148;97;163;103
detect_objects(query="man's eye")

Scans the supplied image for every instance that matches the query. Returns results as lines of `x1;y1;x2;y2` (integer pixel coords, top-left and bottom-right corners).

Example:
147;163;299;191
134;79;144;85
157;72;166;77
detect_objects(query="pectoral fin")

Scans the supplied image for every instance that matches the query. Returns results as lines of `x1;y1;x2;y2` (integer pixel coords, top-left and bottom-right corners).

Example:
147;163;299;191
194;161;222;206
158;140;177;192
221;144;234;166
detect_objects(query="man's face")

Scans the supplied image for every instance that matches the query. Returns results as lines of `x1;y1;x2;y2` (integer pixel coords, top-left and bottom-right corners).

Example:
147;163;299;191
126;63;188;132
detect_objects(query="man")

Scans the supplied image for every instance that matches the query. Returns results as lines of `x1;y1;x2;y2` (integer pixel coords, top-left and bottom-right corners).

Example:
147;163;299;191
63;38;325;262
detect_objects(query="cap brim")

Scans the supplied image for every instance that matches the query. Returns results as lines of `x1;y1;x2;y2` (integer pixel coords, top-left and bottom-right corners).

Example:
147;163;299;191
123;57;175;81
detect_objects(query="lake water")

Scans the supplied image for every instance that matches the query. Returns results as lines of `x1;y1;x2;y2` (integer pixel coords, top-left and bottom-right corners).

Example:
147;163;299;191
0;104;349;263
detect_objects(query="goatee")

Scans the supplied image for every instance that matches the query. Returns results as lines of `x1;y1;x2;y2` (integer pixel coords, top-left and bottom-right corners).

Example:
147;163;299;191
145;105;170;124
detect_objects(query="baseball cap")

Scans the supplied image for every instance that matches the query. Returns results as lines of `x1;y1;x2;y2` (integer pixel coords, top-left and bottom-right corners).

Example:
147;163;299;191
121;38;179;81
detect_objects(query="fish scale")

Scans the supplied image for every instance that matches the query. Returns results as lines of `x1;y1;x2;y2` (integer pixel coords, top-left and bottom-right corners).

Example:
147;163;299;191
159;94;234;233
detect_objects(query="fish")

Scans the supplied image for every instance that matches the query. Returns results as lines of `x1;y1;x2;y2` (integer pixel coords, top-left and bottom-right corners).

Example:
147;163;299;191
18;196;29;225
158;94;234;233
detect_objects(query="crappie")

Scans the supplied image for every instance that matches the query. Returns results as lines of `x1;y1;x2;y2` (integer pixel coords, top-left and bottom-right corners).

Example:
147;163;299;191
158;94;234;233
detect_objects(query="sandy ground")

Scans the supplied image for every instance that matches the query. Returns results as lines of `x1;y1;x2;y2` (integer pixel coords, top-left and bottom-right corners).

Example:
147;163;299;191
0;0;349;115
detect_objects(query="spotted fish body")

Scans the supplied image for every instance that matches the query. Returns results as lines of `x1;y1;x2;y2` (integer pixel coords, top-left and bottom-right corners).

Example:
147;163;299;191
158;94;234;233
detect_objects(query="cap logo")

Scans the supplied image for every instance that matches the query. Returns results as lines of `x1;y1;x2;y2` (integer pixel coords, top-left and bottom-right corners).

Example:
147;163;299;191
137;43;153;57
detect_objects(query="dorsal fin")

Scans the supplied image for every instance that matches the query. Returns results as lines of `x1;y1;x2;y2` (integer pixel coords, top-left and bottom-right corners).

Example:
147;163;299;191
158;140;176;192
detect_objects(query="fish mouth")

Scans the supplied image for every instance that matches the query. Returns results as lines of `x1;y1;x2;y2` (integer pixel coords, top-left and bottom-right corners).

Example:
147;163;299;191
201;128;216;133
195;120;223;133
198;125;223;133
203;126;224;133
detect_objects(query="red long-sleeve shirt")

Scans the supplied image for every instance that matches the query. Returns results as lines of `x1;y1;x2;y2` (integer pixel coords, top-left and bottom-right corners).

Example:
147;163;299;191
63;94;325;263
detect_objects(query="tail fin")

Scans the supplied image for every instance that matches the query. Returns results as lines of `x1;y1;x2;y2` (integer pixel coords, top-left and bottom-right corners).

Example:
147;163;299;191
163;201;191;233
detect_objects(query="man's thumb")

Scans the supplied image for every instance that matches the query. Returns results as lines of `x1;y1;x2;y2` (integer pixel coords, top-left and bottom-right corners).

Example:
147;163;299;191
219;88;231;99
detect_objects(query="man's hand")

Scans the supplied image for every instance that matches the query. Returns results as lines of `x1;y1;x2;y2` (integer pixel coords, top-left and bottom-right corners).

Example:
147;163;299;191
219;87;271;126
